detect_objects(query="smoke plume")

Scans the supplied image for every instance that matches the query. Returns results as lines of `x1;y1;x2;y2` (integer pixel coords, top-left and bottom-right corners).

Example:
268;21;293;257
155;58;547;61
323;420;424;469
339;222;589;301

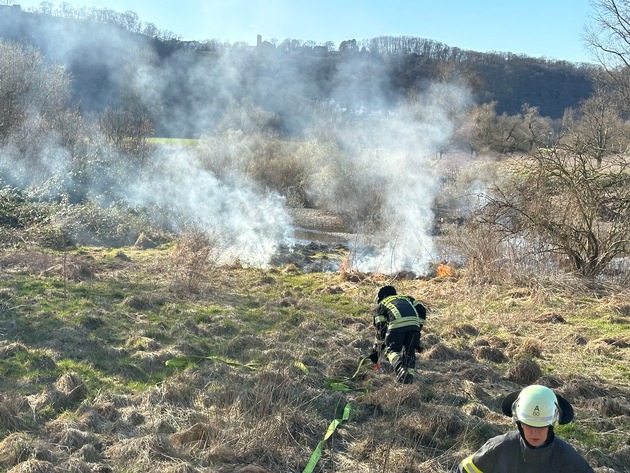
0;7;472;274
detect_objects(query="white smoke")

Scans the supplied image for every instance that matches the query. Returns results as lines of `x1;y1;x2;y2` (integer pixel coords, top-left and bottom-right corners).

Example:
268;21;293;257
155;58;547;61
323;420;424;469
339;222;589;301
305;82;471;275
124;44;471;275
129;148;293;267
1;8;473;274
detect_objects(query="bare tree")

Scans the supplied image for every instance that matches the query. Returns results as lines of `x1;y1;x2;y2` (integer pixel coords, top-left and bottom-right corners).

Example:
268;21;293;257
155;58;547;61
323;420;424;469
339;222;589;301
560;86;630;166
0;41;32;140
120;10;141;33
586;0;630;67
520;104;554;151
452;102;553;155
585;0;630;109
99;92;154;160
0;39;76;142
478;147;630;277
452;102;498;154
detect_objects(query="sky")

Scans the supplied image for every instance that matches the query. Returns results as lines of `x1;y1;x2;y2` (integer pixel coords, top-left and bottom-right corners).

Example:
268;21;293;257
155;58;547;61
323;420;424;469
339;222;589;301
13;0;598;64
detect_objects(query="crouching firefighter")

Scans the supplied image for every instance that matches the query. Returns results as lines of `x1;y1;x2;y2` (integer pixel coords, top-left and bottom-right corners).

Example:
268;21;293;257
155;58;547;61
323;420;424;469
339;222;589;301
368;285;426;384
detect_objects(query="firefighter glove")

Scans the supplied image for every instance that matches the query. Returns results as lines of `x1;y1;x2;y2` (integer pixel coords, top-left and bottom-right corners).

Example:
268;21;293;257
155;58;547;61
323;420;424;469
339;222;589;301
368;351;379;363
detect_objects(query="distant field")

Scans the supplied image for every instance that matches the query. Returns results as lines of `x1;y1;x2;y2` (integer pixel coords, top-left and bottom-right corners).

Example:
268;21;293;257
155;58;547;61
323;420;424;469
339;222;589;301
147;137;200;146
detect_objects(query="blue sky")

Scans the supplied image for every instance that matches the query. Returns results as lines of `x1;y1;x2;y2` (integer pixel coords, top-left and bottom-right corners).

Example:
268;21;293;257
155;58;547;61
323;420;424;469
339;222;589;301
15;0;597;63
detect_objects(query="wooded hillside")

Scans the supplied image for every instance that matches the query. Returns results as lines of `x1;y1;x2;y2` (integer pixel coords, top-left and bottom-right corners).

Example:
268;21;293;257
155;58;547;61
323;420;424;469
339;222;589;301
0;4;595;138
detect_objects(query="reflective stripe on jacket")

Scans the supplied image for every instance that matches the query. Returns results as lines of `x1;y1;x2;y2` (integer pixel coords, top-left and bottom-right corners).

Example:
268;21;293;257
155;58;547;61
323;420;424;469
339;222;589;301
374;295;425;331
455;431;594;473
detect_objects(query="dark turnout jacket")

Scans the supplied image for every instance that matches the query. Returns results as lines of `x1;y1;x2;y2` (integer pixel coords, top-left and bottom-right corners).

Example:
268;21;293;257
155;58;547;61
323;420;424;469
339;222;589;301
455;430;594;473
373;294;426;336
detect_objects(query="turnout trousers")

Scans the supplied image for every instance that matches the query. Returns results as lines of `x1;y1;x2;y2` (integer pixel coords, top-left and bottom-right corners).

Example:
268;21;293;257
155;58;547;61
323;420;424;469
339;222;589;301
383;327;420;384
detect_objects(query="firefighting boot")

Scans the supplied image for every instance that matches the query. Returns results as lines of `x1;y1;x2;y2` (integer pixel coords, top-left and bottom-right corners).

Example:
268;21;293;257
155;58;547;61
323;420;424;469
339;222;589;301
395;364;410;383
402;367;415;384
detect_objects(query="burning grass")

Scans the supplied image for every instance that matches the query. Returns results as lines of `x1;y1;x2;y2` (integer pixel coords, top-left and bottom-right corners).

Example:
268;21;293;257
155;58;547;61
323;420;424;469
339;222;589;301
0;245;628;472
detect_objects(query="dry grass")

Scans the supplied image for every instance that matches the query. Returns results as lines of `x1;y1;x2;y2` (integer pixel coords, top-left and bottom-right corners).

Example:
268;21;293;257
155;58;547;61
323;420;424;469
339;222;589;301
0;246;628;472
7;459;55;473
1;401;27;434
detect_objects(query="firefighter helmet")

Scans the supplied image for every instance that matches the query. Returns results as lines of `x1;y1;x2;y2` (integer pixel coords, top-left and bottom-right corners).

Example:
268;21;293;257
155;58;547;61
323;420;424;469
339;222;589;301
501;384;574;426
375;285;396;303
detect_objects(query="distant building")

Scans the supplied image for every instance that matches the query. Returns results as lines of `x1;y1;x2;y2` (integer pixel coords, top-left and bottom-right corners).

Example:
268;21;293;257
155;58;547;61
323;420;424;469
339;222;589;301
256;34;274;50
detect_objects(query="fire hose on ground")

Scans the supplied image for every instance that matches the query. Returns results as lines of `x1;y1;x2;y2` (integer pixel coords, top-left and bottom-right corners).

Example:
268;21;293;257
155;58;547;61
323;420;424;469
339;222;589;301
165;353;379;472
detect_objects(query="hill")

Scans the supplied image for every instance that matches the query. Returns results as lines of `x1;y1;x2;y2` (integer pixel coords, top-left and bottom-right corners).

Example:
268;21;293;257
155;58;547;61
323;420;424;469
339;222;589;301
0;5;596;138
0;244;628;472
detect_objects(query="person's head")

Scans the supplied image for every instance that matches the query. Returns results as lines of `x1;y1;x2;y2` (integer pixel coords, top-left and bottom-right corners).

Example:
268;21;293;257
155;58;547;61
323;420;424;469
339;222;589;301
375;285;396;303
519;422;550;447
501;384;574;448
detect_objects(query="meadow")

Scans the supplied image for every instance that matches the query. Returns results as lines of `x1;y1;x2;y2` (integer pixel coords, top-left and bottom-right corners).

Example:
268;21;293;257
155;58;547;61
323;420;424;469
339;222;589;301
0;239;628;472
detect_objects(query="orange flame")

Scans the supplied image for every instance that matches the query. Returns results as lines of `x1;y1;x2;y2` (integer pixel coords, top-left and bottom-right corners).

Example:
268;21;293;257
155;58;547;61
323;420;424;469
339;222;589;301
436;261;453;277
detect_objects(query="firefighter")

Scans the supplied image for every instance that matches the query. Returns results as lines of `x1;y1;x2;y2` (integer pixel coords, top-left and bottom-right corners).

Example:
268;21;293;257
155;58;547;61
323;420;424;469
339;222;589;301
368;285;426;384
454;384;594;472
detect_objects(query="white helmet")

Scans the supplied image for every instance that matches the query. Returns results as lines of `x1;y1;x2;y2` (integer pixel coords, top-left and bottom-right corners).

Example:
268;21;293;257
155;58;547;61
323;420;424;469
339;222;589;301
501;384;574;427
513;385;559;426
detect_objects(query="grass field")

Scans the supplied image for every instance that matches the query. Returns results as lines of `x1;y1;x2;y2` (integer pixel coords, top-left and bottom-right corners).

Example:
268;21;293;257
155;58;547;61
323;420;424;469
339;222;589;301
0;243;628;472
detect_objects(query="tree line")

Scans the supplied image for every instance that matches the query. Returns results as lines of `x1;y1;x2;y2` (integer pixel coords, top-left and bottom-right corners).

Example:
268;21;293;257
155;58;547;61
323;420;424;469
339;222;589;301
6;2;595;121
17;1;180;41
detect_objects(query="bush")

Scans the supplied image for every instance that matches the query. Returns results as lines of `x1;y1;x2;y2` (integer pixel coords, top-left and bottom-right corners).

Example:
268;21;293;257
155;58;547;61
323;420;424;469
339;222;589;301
0;187;167;249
